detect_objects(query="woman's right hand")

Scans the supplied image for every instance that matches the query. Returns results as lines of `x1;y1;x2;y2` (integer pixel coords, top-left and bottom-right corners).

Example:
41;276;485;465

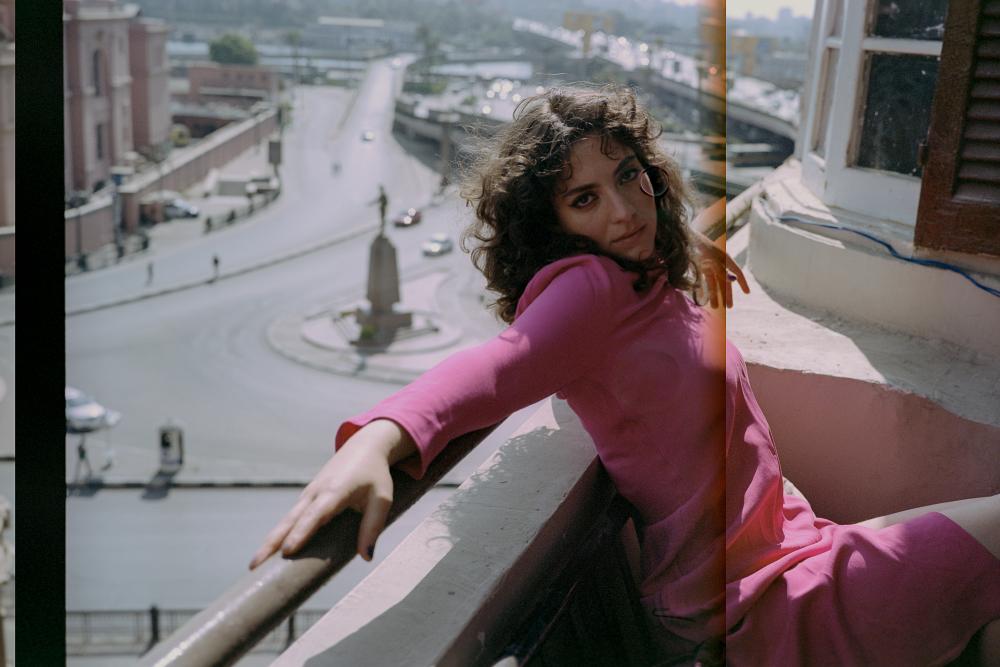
248;419;414;570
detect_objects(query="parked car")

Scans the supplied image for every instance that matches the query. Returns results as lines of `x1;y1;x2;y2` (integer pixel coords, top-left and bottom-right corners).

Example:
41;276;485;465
421;232;453;257
393;207;422;227
361;130;376;142
65;386;109;434
164;198;200;219
248;174;280;195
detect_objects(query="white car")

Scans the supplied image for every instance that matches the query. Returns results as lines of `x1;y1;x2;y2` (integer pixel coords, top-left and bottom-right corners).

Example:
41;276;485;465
361;130;376;142
421;233;453;257
65;386;109;434
164;198;200;220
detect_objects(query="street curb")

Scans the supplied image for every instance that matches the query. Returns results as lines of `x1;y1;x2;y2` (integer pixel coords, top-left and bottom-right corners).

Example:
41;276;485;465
264;264;473;385
65;220;381;317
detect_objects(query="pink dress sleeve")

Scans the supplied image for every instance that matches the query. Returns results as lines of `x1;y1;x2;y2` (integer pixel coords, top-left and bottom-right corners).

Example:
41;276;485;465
334;255;623;479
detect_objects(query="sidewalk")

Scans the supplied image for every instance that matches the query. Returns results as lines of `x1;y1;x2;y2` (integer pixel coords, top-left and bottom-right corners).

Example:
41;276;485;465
64;141;279;279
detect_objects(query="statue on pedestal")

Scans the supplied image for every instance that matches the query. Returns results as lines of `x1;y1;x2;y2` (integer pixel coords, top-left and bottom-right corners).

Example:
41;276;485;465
353;185;412;346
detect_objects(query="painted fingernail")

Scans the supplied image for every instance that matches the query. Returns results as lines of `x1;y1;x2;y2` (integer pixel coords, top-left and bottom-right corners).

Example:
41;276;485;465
367;544;375;560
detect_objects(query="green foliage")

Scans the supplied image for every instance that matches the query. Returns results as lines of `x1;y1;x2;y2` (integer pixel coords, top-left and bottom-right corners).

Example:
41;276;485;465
209;33;258;66
402;79;447;95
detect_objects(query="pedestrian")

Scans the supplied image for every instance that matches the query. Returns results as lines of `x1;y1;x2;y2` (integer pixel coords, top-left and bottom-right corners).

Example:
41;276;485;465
212;254;220;281
249;84;1000;664
146;261;153;286
75;437;93;482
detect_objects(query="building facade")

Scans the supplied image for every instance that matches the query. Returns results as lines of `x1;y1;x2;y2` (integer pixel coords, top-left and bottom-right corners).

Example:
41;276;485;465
186;62;278;109
64;0;140;195
0;0;13;230
305;16;418;56
63;0;172;199
128;17;171;156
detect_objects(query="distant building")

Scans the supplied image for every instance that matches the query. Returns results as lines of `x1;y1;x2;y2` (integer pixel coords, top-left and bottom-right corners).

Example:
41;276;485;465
129;17;171;154
0;0;13;229
304;16;418;56
64;0;140;195
729;33;808;89
63;0;172;197
0;0;12;41
185;62;278;108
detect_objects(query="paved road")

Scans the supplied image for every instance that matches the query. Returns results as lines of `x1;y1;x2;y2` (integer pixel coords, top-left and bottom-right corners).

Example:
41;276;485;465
64;398;538;613
66;57;440;312
63;50;536;635
64;187;496;481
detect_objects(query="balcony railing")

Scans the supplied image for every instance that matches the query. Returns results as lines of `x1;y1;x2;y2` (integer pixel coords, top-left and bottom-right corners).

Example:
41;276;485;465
139;424;501;666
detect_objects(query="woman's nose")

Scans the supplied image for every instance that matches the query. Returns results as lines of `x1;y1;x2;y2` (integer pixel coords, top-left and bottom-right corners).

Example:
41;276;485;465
608;188;636;225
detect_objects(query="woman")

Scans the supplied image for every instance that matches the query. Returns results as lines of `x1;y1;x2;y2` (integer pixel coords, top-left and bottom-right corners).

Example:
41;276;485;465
250;84;999;665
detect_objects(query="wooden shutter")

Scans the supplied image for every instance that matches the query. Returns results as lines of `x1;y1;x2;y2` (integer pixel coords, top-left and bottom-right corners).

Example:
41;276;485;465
915;0;1000;256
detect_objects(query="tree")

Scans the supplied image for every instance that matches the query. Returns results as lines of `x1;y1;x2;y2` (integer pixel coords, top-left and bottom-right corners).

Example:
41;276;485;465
209;33;258;66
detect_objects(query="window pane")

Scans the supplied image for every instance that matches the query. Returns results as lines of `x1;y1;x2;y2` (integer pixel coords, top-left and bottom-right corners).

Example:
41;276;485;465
813;48;839;158
856;53;939;176
870;0;948;40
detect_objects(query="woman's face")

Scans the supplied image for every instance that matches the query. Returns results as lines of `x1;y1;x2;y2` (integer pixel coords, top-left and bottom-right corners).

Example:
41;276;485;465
552;135;658;262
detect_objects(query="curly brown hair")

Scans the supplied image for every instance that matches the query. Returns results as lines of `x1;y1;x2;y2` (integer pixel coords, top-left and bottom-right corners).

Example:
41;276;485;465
460;83;699;324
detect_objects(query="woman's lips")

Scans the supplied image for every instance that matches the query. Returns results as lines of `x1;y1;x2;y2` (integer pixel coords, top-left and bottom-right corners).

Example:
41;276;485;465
613;225;645;244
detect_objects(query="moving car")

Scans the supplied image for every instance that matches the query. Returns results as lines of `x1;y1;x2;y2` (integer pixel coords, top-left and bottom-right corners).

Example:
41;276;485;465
393;208;422;227
164;198;200;220
361;130;376;142
421;232;453;257
65;386;109;434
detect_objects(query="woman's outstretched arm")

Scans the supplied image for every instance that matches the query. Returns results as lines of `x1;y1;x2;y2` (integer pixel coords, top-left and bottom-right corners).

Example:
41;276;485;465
250;255;621;568
249;419;415;568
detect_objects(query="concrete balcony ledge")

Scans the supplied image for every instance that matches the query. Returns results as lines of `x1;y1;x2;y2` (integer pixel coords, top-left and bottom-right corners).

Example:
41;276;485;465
728;170;1000;523
741;161;1000;361
273;398;614;667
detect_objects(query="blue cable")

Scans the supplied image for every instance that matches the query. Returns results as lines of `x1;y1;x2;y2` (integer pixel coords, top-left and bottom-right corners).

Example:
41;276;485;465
777;213;1000;300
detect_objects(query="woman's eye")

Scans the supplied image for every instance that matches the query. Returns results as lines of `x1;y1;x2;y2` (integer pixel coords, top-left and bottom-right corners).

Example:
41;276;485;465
620;168;640;184
571;192;595;208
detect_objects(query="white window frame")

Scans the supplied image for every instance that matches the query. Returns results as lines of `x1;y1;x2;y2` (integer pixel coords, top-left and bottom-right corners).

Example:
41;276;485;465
800;0;841;189
800;0;943;228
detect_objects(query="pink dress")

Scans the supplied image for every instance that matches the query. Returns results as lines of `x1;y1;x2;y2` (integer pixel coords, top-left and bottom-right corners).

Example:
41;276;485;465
336;254;1000;664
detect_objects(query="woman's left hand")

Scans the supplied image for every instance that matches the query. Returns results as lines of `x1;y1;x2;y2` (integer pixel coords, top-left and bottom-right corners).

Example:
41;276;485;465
692;230;750;309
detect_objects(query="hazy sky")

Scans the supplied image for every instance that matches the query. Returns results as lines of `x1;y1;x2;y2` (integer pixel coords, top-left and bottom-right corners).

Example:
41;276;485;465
672;0;815;20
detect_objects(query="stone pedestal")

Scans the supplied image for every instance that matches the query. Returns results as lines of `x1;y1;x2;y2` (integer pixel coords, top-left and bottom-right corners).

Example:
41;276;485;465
353;233;413;347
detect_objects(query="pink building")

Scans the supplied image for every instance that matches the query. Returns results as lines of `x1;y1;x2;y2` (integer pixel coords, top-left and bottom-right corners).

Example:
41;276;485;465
187;62;278;109
0;0;13;231
63;0;149;195
0;0;11;41
63;0;170;198
129;17;171;155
